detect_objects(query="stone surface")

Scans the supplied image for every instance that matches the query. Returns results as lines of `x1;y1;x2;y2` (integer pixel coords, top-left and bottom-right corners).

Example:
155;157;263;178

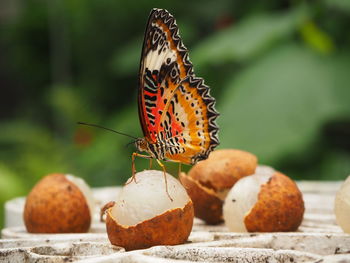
1;181;350;262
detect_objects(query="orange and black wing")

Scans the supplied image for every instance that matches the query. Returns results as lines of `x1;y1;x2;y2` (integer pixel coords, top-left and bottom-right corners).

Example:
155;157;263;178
138;8;219;164
160;76;219;164
138;8;192;143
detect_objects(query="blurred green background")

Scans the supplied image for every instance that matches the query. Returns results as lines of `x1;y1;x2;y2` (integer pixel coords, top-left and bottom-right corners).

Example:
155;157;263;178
0;0;350;228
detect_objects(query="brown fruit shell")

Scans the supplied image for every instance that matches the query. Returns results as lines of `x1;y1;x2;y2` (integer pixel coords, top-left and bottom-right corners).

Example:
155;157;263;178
24;173;91;233
188;149;257;192
244;172;304;232
106;201;194;251
179;172;223;225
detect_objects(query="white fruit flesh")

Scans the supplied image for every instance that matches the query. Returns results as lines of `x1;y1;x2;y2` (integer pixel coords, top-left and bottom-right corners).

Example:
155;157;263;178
335;175;350;233
112;170;190;226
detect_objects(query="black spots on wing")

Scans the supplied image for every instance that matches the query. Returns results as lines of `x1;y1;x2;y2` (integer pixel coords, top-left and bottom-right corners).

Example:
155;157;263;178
151;69;159;77
145;68;152;77
144;69;158;92
152;30;160;44
158;67;167;85
166;58;171;64
158;110;163;115
159;61;178;84
191;102;195;107
179;85;186;94
170;66;178;79
166;111;171;121
157;44;163;55
160;87;164;97
148;26;167;54
145;101;156;108
170;100;175;110
145;95;157;102
196;121;200;126
144;76;156;90
197;132;201;137
164;120;169;130
174;94;179;103
147;112;155;120
232;199;236;202
163;98;168;105
181;122;185;128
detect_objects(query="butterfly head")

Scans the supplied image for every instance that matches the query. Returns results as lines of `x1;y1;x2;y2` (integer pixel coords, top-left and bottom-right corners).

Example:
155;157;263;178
135;137;149;153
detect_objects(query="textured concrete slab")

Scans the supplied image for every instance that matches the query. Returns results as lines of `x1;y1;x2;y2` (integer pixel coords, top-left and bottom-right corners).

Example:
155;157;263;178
1;181;350;262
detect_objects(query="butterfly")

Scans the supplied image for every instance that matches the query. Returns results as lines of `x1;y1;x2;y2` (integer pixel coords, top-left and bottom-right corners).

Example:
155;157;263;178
133;8;219;177
77;9;219;200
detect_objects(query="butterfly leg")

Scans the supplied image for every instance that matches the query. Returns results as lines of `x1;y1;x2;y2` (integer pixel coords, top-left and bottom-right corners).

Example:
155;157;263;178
156;159;173;202
129;152;152;184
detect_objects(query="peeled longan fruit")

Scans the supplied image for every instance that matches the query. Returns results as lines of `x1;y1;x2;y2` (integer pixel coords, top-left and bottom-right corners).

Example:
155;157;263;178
24;173;94;233
180;149;258;224
335;175;350;233
223;169;304;232
105;170;194;251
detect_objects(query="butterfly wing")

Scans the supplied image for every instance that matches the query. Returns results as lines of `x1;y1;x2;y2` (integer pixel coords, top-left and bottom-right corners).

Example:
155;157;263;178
138;8;193;143
160;76;219;164
138;9;219;164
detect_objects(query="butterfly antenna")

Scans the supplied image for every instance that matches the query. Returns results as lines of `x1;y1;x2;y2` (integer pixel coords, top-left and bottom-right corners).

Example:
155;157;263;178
125;140;136;148
77;122;138;140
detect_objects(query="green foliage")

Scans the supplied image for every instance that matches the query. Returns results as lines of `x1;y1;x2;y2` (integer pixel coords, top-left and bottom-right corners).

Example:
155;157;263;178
192;5;309;67
300;21;335;54
324;0;350;13
0;0;350;229
218;44;350;178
